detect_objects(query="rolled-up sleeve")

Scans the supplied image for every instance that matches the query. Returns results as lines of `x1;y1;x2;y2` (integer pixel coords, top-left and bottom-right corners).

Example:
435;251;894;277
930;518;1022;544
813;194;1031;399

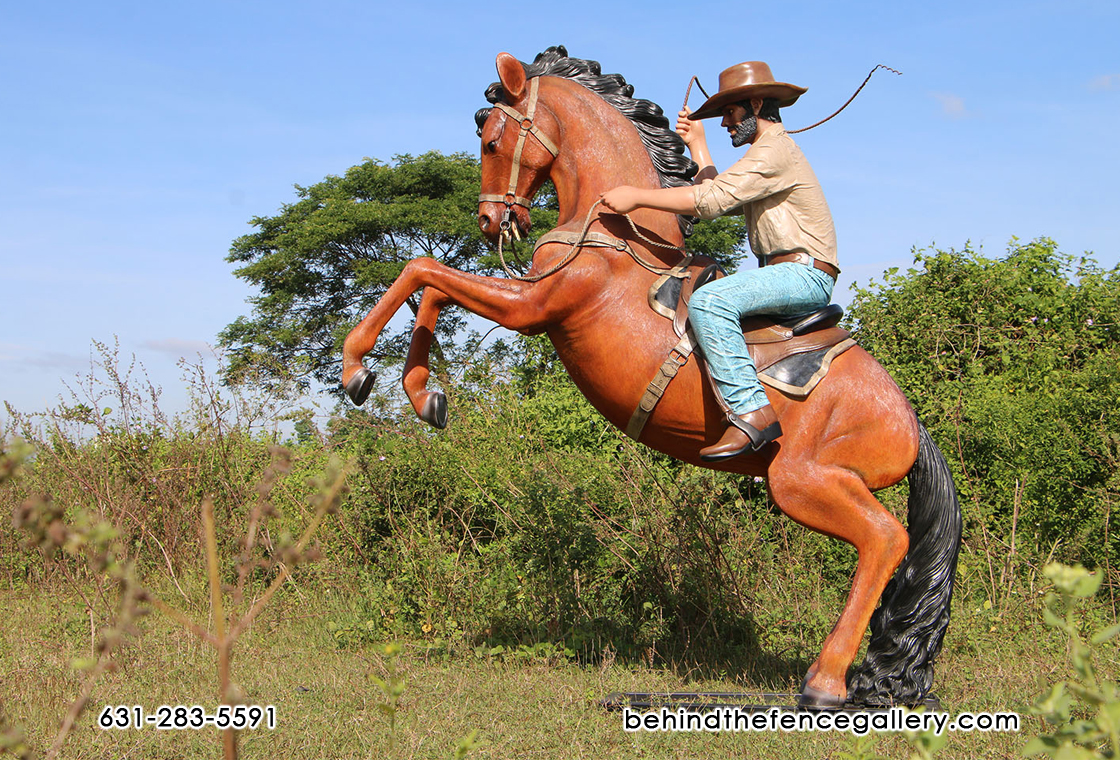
692;142;792;219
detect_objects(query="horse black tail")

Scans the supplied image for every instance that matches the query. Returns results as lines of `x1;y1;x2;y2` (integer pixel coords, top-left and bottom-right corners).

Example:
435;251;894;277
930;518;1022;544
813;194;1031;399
847;420;962;705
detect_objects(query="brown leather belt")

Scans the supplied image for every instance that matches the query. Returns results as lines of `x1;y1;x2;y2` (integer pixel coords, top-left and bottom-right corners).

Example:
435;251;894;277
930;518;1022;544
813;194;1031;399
762;252;839;281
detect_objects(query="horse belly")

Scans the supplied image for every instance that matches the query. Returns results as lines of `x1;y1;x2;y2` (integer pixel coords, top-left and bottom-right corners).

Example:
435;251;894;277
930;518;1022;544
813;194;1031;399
546;312;717;438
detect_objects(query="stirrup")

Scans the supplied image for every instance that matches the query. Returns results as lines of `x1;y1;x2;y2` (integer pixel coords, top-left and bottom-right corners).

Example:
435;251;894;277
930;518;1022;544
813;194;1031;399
699;406;782;462
732;415;782;450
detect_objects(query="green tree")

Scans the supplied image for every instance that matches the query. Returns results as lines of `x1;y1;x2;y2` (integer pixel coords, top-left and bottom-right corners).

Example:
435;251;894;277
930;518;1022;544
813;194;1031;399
685;213;747;274
847;238;1120;567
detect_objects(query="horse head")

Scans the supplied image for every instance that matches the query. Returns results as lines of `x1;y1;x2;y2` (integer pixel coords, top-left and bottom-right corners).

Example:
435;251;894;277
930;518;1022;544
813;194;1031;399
477;46;701;253
476;52;561;244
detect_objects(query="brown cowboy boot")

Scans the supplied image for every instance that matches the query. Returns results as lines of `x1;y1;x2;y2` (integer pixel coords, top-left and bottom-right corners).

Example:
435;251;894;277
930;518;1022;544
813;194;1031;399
699;404;782;462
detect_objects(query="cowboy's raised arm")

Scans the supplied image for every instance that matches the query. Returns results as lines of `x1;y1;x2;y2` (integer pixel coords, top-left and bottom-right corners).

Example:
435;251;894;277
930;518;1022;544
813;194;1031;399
677;108;718;183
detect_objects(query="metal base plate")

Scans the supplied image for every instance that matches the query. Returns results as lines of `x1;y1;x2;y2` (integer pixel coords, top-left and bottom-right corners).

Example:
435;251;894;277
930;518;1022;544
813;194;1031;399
600;691;942;712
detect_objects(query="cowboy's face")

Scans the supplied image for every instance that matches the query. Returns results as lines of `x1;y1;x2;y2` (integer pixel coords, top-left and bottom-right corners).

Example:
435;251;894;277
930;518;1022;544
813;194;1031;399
720;104;749;134
722;101;759;148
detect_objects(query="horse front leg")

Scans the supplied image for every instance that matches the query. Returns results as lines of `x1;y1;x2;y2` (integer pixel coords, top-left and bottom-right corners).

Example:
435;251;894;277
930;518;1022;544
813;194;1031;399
401;286;452;428
342;256;566;406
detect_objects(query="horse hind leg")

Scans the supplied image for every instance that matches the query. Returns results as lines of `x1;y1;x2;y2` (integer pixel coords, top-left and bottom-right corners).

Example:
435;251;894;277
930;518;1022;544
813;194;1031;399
846;422;962;705
767;463;910;707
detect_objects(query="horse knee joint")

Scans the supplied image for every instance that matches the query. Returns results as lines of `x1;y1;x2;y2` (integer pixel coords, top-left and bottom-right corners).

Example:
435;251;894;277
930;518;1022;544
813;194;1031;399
404;257;438;278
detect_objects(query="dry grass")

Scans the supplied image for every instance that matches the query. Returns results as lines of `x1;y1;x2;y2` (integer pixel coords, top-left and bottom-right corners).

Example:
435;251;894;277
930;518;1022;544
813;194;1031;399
2;576;1108;760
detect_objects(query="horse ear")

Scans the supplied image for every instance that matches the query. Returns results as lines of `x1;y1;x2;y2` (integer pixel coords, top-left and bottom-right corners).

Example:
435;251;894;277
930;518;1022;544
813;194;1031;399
495;52;526;101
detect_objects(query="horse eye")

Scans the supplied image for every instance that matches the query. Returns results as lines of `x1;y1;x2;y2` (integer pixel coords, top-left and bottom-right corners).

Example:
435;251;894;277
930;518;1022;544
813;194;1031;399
486;140;498;154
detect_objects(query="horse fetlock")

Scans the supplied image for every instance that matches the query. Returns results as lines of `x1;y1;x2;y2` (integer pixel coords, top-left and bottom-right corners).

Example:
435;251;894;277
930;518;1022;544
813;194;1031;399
800;661;821;693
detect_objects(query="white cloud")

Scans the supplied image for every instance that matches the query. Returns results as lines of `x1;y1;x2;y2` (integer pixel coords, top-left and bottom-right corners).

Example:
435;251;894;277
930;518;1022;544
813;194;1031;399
0;345;88;374
1089;74;1120;92
140;338;214;359
932;92;968;119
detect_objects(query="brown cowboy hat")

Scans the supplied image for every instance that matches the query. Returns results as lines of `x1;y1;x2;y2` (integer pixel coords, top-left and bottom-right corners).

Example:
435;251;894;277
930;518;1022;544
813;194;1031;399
689;61;807;120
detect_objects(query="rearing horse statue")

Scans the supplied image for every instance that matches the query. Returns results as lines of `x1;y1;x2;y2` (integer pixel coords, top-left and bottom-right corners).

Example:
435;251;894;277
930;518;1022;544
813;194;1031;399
341;46;961;707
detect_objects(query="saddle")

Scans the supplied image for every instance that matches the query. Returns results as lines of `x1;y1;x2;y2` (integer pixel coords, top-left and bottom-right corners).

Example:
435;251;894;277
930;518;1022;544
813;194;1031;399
626;261;856;440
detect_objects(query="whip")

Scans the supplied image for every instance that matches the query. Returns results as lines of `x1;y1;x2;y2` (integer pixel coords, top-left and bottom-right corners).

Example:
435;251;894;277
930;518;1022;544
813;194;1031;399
681;64;902;133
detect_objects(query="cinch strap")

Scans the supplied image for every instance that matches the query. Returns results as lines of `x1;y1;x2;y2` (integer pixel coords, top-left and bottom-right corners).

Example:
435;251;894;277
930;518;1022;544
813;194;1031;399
625;329;697;441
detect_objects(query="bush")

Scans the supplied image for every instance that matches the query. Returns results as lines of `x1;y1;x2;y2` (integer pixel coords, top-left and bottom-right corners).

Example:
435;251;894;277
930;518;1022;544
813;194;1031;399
847;239;1120;571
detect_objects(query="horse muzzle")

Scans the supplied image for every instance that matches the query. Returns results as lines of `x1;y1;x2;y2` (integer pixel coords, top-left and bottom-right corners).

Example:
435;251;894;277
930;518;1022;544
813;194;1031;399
478;200;531;244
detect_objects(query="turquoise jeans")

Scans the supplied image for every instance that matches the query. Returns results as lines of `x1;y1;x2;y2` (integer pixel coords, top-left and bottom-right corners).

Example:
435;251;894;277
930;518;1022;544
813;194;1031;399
689;262;835;414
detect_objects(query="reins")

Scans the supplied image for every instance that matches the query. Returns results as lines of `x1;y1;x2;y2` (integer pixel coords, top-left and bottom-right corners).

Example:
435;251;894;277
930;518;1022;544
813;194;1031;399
496;201;601;282
496;200;689;282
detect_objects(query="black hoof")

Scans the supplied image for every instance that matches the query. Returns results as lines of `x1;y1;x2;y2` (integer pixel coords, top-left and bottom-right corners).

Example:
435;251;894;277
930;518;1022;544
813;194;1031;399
420;391;448;429
798;684;845;709
344;367;376;406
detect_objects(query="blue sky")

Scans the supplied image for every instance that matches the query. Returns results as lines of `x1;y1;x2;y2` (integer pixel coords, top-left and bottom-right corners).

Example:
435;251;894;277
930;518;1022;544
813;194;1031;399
2;0;1117;427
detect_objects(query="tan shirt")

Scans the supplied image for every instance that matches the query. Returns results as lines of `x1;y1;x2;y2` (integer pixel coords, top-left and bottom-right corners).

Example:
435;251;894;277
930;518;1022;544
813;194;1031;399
692;125;838;268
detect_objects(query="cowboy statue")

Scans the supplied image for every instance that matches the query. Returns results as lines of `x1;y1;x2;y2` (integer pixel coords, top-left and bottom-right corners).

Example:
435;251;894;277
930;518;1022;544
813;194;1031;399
600;61;839;462
340;48;957;709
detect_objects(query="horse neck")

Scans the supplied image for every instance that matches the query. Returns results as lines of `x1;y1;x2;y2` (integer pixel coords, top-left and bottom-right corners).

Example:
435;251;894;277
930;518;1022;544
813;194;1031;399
543;81;679;243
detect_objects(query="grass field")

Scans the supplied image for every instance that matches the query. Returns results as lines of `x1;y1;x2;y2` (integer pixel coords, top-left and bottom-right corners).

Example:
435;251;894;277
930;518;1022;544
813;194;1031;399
3;568;1113;760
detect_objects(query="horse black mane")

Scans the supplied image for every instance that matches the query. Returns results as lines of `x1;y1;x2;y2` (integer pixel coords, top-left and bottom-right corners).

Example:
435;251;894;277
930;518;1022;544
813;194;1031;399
475;45;698;236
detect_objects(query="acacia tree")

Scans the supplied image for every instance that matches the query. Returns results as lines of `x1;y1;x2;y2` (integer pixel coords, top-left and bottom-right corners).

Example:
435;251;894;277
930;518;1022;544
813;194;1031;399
220;150;746;396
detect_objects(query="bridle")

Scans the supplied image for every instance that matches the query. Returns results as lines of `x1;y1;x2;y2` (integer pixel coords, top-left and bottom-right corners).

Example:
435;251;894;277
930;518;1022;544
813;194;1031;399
477;76;559;242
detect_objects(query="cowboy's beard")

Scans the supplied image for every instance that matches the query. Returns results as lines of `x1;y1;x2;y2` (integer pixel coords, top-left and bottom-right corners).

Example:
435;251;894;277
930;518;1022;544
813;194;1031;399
730;114;758;147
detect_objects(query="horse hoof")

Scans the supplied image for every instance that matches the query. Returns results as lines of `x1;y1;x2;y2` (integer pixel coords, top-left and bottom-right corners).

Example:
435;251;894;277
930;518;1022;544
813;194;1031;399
798;684;845;710
420;391;448;429
344;367;376;406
